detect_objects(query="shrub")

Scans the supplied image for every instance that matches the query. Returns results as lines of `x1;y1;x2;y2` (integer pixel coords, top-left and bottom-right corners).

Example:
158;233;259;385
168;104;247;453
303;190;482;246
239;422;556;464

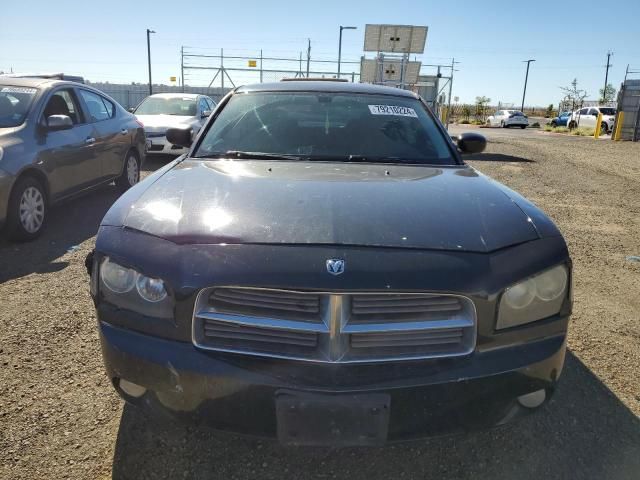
543;125;569;133
531;122;540;128
459;119;470;124
571;127;595;136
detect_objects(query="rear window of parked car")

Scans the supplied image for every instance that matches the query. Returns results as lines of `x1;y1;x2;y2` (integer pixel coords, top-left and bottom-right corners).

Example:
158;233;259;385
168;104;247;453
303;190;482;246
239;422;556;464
196;92;456;165
78;90;115;122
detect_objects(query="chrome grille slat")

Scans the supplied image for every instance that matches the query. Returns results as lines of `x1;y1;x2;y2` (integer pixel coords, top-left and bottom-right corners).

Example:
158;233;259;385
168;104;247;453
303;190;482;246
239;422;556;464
208;288;321;321
193;288;477;363
203;320;318;347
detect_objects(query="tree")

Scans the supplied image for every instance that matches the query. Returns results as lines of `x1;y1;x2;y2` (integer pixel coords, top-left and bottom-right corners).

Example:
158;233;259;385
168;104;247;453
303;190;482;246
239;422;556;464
545;104;555;118
599;83;617;103
461;104;471;121
560;79;588;114
475;96;491;121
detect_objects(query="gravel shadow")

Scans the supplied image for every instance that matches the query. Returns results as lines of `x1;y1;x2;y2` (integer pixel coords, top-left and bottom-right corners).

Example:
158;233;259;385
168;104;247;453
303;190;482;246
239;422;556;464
0;185;122;284
111;352;640;480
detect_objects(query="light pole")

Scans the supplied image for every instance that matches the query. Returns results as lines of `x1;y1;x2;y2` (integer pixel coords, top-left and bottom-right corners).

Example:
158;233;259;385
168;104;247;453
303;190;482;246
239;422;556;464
521;59;535;113
146;28;156;96
338;26;357;79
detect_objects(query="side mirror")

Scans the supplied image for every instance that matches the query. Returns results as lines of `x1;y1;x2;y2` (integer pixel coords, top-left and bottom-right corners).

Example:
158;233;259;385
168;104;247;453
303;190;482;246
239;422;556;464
128;107;136;113
201;110;211;118
166;127;192;148
46;115;73;131
454;132;486;154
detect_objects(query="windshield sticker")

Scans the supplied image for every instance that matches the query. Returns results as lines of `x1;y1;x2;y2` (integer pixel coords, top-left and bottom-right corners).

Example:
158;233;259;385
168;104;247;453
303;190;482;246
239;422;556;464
368;105;418;117
1;87;37;94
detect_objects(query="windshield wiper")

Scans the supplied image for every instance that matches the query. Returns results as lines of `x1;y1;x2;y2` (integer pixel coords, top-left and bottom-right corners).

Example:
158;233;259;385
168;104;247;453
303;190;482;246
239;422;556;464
196;150;306;161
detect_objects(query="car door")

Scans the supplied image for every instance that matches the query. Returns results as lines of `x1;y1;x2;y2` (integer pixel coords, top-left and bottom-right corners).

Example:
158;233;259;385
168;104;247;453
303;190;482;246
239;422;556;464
36;87;100;199
576;108;589;127
584;108;599;129
77;88;128;181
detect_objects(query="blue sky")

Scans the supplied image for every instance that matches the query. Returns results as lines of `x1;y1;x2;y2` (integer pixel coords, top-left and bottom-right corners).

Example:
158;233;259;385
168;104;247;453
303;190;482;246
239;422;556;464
2;0;639;106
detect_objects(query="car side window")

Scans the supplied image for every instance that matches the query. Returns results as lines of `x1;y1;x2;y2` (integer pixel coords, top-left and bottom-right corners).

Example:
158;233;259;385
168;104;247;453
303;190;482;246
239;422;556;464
43;89;83;125
579;108;588;115
206;97;216;110
78;89;114;122
588;108;598;116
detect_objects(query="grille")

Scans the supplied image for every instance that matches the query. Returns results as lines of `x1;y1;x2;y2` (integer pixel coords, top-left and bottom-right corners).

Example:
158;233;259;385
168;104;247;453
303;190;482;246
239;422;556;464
208;288;322;322
193;288;476;363
350;294;463;323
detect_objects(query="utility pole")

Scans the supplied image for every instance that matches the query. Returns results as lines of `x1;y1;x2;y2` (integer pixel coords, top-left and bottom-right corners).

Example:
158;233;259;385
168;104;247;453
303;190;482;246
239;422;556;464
306;39;311;78
521;59;535;113
180;46;185;93
146;29;155;96
338;26;357;79
603;51;613;102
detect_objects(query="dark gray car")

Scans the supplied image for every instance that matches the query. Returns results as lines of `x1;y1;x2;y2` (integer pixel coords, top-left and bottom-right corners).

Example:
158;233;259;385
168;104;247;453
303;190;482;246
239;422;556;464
0;77;146;240
88;81;572;446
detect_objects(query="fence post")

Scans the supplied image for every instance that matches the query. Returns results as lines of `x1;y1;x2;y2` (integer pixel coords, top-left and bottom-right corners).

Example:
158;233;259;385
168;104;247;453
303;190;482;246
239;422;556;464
260;49;263;83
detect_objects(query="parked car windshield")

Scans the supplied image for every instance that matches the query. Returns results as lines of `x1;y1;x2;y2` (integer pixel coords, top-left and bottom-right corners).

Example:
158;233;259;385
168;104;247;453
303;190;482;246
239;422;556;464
0;85;38;127
134;96;197;116
195;92;456;165
599;108;616;115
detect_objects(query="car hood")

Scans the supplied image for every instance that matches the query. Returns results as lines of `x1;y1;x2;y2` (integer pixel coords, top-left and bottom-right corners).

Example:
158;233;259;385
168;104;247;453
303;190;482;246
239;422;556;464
108;159;542;252
135;114;196;132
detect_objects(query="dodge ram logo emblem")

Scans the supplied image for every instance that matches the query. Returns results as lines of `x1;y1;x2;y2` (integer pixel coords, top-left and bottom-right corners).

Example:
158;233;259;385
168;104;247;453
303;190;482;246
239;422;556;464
326;259;345;276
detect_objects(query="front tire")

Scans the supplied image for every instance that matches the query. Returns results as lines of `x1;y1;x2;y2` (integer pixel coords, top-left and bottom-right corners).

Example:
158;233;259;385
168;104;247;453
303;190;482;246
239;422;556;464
600;122;608;135
520;125;526;129
6;176;48;242
501;120;507;128
116;150;140;192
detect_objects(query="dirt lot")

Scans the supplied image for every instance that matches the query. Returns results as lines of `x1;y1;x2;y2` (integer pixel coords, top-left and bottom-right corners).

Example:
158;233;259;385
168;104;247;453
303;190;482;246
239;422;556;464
1;131;639;480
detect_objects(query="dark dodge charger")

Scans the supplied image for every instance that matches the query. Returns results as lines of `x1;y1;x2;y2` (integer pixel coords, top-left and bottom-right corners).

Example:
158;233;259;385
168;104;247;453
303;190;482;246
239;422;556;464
87;81;571;446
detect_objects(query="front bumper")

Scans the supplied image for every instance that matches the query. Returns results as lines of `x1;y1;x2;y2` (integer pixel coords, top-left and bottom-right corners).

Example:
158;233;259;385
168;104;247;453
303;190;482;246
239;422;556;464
145;134;188;155
99;320;567;444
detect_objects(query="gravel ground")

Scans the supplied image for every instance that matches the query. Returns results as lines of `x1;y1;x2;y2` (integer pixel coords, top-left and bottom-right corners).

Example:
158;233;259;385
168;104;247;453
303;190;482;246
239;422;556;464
1;132;639;480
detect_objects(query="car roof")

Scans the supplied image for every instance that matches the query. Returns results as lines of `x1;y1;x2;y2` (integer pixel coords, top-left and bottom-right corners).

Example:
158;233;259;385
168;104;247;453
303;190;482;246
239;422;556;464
147;93;200;99
0;76;62;88
236;81;419;98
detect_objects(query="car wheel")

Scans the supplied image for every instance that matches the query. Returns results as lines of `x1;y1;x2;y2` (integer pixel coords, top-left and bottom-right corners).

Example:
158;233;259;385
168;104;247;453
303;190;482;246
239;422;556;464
600;122;608;135
520;125;526;129
551;121;557;127
501;121;506;128
116;150;140;191
6;176;48;242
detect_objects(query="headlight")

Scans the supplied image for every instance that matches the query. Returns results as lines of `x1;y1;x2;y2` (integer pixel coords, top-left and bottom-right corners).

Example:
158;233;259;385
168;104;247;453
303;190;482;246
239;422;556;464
136;275;168;302
99;257;172;319
497;264;568;330
101;258;136;293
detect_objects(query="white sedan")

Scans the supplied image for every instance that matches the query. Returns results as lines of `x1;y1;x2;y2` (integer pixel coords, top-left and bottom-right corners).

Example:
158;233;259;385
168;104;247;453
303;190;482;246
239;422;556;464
486;110;529;129
133;93;217;155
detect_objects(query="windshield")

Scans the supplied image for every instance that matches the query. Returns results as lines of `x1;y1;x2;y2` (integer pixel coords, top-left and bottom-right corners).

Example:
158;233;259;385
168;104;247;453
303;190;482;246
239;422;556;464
599;108;616;115
0;86;38;127
195;92;456;165
134;96;197;116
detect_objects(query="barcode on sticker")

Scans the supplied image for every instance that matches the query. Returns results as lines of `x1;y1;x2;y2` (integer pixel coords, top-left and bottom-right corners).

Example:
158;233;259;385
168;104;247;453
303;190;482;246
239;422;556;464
368;105;418;117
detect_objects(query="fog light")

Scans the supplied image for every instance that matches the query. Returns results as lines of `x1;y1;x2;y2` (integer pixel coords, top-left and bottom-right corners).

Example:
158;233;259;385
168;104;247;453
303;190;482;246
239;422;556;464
517;389;546;408
119;379;147;398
